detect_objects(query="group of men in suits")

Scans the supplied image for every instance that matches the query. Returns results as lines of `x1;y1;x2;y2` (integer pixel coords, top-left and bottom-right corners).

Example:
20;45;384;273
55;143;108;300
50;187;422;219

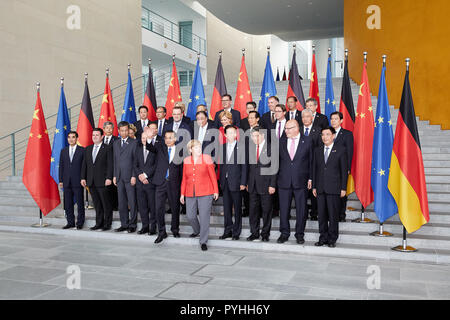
58;93;354;247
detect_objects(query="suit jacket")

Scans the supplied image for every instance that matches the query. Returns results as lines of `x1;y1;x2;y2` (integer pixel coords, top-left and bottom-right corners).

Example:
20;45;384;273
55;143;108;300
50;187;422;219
299;125;321;148
113;138;138;182
312;112;329;130
166;120;193;144
133;142;156;184
154;119;171;137
190;121;218;153
214;109;241;128
240;117;250;131
59;145;85;188
286;109;302;125
133;119;150;141
103;135;119;147
260;111;276;130
180;154;218;197
219;142;247;192
146;142;183;188
247;140;277;195
312;144;348;195
334;128;354;170
168;115;191;125
277;135;313;189
81;143;113;187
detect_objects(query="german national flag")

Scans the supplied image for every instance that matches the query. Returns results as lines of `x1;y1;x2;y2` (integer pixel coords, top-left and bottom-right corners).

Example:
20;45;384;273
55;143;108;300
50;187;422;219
143;66;158;121
210;54;227;120
77;77;95;147
339;57;356;194
388;64;429;233
286;50;306;111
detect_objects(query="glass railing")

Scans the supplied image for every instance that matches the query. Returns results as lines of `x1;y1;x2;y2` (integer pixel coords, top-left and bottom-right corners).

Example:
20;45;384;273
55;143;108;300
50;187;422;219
141;6;207;56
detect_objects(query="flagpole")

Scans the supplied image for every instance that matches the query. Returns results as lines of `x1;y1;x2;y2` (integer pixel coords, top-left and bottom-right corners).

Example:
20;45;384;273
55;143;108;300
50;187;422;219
370;54;393;237
31;82;51;228
83;73;92;210
61;77;66;220
391;58;417;252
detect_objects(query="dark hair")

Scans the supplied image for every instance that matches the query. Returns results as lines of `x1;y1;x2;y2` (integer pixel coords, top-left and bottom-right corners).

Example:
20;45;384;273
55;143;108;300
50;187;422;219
330;111;343;120
246;101;257;109
248;111;260;119
269;96;279;102
224;125;237;134
164;130;176;138
172;106;183;113
305;97;318;106
321;126;336;134
93;128;104;135
157;106;167;113
275;104;286;112
287;96;298;102
67;131;78;138
118;121;129;129
222;94;232;101
196;111;208;118
138;105;148;112
148;122;158;128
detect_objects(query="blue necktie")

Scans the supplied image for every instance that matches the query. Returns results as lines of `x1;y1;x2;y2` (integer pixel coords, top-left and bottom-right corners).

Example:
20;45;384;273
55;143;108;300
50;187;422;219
158;120;163;136
305;128;309;136
166;147;172;179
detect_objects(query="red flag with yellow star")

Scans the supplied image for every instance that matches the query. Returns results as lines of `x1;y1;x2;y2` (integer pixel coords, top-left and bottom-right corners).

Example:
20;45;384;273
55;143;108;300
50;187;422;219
164;61;182;119
309;52;321;113
98;75;118;136
22;88;61;215
234;54;252;119
351;61;375;208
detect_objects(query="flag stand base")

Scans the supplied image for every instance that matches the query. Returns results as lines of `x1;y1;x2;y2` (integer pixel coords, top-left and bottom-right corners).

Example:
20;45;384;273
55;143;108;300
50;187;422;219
391;228;417;252
352;206;374;223
31;219;50;228
370;223;393;237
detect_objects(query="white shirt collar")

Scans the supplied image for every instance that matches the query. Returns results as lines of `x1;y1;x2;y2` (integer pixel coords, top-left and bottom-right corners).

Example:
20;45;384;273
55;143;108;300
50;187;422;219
324;143;334;151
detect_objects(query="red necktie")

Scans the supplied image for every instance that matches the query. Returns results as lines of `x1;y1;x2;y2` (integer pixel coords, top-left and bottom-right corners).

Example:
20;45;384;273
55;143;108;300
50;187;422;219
256;144;260;162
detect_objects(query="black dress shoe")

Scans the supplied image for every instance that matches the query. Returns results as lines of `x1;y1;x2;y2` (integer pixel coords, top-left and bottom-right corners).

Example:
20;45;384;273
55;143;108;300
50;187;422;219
219;233;232;240
296;238;305;244
328;242;336;248
201;244;208;251
246;234;259;241
277;236;288;243
76;225;83;230
154;233;168;243
128;227;136;233
102;226;111;231
314;241;328;246
137;228;149;235
63;224;75;229
114;226;128;232
172;232;180;238
148;231;157;235
90;225;102;230
232;236;240;240
190;233;199;238
262;236;269;242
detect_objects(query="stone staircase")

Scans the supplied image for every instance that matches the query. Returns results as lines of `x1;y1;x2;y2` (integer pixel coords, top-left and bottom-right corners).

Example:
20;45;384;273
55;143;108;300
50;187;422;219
1;78;449;265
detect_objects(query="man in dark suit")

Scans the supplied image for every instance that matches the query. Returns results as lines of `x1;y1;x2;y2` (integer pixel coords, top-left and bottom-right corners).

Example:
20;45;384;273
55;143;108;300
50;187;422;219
195;104;215;127
102;121;119;211
81;128;113;231
286;96;302;124
113;121;138;233
246;126;277;241
168;102;191;125
59;131;85;229
218;125;247;240
146;130;183;243
260;96;279;131
300;108;321;221
214;94;241;128
134;105;150;141
240;101;257;131
134;129;157;235
306;97;329;130
273;104;287;140
166;106;193;145
312;127;348;248
330;111;354;222
277;120;313;244
190;110;218;156
155;106;170;137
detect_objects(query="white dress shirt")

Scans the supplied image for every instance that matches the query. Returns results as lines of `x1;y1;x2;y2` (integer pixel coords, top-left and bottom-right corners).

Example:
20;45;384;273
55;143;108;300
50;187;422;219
198;123;208;143
276;118;287;138
167;146;175;163
303;125;312;135
287;133;301;155
69;145;77;162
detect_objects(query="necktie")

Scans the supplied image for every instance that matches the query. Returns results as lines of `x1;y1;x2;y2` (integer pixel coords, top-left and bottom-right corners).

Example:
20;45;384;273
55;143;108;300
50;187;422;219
166;147;172;179
271;112;275;123
324;147;330;164
278;122;281;138
256;144;260;163
105;136;109;145
158;120;163;136
174;122;179;132
92;145;99;162
291;111;294;120
289;138;296;160
305;128;309;136
70;147;74;162
121;139;126;147
143;147;148;163
152;137;156;145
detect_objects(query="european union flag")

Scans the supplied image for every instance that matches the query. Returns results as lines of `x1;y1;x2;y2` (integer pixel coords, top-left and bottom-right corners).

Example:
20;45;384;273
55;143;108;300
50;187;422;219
121;70;136;124
186;58;206;121
371;65;398;223
324;56;336;125
50;86;71;184
258;52;277;115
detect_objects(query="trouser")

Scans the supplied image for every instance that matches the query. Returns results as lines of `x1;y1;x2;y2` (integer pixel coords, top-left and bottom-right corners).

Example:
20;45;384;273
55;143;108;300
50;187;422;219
340;196;348;220
248;192;272;238
155;180;180;235
117;179;138;229
279;187;307;239
186;195;213;245
307;189;318;218
90;186;112;228
222;183;242;237
317;193;341;243
136;182;156;232
241;189;250;215
63;186;85;227
106;184;118;211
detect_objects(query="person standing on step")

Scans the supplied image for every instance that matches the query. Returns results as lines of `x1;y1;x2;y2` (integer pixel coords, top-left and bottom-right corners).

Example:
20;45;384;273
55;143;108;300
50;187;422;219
102;121;119;212
134;105;149;141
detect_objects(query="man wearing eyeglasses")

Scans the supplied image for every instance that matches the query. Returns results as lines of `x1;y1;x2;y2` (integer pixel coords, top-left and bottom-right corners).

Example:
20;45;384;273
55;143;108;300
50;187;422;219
213;94;241;128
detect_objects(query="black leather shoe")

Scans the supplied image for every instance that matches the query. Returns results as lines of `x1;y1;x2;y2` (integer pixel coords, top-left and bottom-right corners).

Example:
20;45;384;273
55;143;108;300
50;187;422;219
201;244;208;251
190;233;199;238
232;236;240;240
148;230;157;235
172;232;180;238
277;236;288;243
128;227;136;233
102;226;111;231
90;225;102;230
315;241;328;246
296;238;305;244
262;236;269;242
328;242;336;248
219;233;232;240
137;228;149;235
63;224;75;229
154;234;167;243
76;225;83;230
247;234;259;241
114;226;128;232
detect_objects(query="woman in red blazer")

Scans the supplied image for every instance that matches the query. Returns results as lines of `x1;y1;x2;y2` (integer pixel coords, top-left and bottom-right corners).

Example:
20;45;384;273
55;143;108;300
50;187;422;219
180;140;219;251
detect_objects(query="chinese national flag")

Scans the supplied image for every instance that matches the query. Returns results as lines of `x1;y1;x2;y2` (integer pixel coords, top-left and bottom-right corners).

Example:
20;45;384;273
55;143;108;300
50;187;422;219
143;67;158;121
165;61;182;119
22;90;61;215
210;55;227;120
234;54;252;118
98;75;118;136
309;52;321;113
351;61;375;208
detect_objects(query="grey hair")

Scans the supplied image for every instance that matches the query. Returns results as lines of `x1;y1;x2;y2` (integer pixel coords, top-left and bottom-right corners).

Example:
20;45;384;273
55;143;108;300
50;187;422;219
301;108;313;116
103;121;114;129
